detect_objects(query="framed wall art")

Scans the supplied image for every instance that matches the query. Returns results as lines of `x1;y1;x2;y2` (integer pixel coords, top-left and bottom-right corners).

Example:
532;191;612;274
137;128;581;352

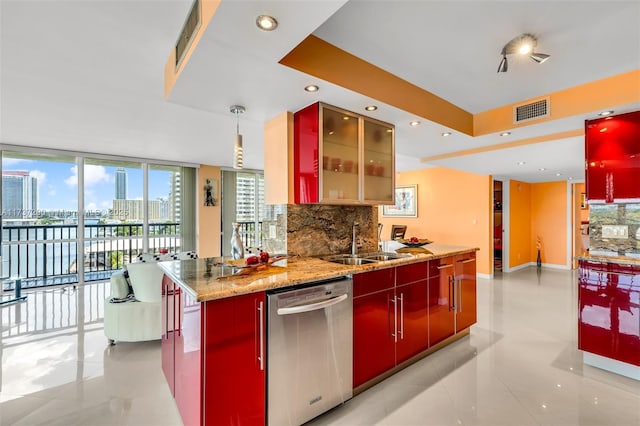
382;184;417;217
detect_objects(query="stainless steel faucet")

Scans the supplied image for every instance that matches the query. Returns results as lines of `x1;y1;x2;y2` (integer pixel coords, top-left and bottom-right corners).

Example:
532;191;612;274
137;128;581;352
351;222;360;256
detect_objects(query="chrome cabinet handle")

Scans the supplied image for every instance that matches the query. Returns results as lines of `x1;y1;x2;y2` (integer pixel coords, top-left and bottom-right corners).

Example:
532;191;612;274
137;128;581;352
257;300;264;371
457;258;476;264
458;278;463;312
437;263;453;270
391;296;398;342
448;276;453;311
399;293;404;340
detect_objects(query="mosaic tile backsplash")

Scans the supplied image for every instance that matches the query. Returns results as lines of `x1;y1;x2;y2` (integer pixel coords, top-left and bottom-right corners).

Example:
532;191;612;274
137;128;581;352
589;203;640;256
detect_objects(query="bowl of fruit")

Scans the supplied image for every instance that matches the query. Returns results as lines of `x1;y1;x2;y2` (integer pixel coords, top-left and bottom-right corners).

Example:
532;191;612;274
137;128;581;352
397;237;433;248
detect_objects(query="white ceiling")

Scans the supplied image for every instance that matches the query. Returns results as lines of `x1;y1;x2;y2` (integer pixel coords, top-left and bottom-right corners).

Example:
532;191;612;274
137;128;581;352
1;0;639;183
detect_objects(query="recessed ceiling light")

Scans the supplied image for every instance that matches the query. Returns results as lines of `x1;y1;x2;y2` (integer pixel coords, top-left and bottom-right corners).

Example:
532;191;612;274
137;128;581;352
500;132;511;137
365;105;377;111
304;85;319;92
410;121;421;127
441;132;452;137
517;161;526;165
556;173;562;176
538;168;546;171
598;110;614;116
256;15;278;31
568;177;574;180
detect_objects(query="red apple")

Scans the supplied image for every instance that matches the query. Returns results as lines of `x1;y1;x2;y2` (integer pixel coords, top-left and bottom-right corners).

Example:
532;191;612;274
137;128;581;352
246;255;260;265
260;251;270;263
410;236;419;243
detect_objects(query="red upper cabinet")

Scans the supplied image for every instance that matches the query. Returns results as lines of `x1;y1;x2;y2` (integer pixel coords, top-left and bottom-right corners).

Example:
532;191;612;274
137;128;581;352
585;110;640;203
293;102;395;205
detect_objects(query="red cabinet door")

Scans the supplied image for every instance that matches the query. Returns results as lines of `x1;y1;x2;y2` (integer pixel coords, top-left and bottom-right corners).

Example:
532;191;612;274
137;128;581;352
395;280;428;363
428;258;455;346
607;263;640;366
455;253;477;332
353;288;396;387
202;292;265;426
585;110;640;202
175;289;202;426
161;275;175;396
293;102;320;203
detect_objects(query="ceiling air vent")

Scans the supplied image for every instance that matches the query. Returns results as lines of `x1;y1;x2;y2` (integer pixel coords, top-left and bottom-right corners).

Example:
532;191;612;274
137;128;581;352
175;0;201;69
513;97;550;124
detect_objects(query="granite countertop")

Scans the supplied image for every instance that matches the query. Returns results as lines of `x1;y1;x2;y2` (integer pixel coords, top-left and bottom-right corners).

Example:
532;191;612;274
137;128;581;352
158;243;478;302
575;252;640;266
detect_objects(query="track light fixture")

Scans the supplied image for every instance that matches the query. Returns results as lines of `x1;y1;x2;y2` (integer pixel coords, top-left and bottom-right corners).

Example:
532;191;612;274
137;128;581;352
497;33;550;73
230;105;245;169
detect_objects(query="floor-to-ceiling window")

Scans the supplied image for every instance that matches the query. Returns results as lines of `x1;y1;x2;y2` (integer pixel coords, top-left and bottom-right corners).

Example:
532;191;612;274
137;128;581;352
221;170;264;255
1;147;196;289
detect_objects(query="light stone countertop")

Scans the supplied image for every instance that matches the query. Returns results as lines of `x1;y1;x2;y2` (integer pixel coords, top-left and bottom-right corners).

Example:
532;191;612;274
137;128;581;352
575;252;640;267
158;243;478;302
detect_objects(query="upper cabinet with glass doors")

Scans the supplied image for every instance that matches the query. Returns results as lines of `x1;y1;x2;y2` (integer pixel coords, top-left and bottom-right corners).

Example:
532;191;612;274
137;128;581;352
293;102;395;205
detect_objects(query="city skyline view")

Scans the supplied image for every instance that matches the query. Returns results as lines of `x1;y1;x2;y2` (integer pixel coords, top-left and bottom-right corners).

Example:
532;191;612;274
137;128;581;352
2;156;173;213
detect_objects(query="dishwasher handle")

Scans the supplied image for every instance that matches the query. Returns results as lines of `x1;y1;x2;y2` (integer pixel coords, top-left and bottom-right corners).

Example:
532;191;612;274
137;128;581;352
277;293;348;315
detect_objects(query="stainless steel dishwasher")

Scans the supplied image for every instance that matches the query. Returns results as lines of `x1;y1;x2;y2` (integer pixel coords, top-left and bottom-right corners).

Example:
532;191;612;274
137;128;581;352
267;276;353;426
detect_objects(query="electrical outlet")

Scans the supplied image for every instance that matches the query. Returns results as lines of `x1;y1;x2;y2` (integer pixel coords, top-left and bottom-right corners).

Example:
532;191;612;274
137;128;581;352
601;225;629;239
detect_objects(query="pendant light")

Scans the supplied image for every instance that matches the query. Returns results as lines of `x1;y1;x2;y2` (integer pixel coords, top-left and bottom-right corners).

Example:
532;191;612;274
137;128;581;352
230;105;245;169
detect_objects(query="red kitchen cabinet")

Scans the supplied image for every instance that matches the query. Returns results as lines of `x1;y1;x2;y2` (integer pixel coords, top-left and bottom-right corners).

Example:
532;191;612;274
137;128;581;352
578;260;640;367
455;252;477;332
161;275;176;396
352;269;396;387
353;262;429;387
428;257;455;346
175;290;201;426
395;280;428;363
202;292;266;425
585;110;640;203
162;276;266;426
395;262;428;363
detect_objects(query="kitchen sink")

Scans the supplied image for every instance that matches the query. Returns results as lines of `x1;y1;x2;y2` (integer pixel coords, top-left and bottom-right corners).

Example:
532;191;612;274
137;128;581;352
322;252;411;265
360;252;411;261
323;256;378;265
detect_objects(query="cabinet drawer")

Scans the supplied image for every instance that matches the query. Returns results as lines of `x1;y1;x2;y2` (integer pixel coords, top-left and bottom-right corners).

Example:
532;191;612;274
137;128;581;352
396;262;427;286
353;268;395;297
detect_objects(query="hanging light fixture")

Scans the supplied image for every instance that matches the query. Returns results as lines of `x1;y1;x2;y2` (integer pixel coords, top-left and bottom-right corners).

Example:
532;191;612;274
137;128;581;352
230;105;245;169
497;33;550;73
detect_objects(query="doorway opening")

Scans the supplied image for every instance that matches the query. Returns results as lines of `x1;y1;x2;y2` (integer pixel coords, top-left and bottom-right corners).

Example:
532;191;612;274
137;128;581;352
494;180;503;273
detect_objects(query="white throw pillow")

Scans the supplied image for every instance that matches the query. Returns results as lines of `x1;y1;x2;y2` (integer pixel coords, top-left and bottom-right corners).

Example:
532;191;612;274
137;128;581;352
126;262;163;303
110;270;130;299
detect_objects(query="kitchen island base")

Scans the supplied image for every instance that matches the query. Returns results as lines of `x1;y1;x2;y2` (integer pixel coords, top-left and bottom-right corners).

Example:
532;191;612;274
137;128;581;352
354;328;470;396
584;352;640;381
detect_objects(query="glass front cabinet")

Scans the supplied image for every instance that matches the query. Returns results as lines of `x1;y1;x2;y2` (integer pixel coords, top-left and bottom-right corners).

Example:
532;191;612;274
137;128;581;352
294;102;395;205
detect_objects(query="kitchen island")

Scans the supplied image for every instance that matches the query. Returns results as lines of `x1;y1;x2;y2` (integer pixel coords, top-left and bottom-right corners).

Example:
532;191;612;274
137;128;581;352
576;253;640;380
158;244;478;426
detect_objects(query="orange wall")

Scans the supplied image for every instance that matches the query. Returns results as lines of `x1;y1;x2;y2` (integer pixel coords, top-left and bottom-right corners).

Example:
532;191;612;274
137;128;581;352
510;180;567;268
379;167;492;275
197;165;221;257
509;180;532;268
531;182;567;266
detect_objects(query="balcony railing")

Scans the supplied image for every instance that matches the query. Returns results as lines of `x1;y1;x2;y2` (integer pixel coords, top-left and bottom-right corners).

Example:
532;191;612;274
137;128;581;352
2;222;180;289
236;221;263;249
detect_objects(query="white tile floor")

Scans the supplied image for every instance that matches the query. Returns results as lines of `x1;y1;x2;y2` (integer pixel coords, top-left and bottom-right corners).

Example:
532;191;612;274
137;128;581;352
1;267;639;425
